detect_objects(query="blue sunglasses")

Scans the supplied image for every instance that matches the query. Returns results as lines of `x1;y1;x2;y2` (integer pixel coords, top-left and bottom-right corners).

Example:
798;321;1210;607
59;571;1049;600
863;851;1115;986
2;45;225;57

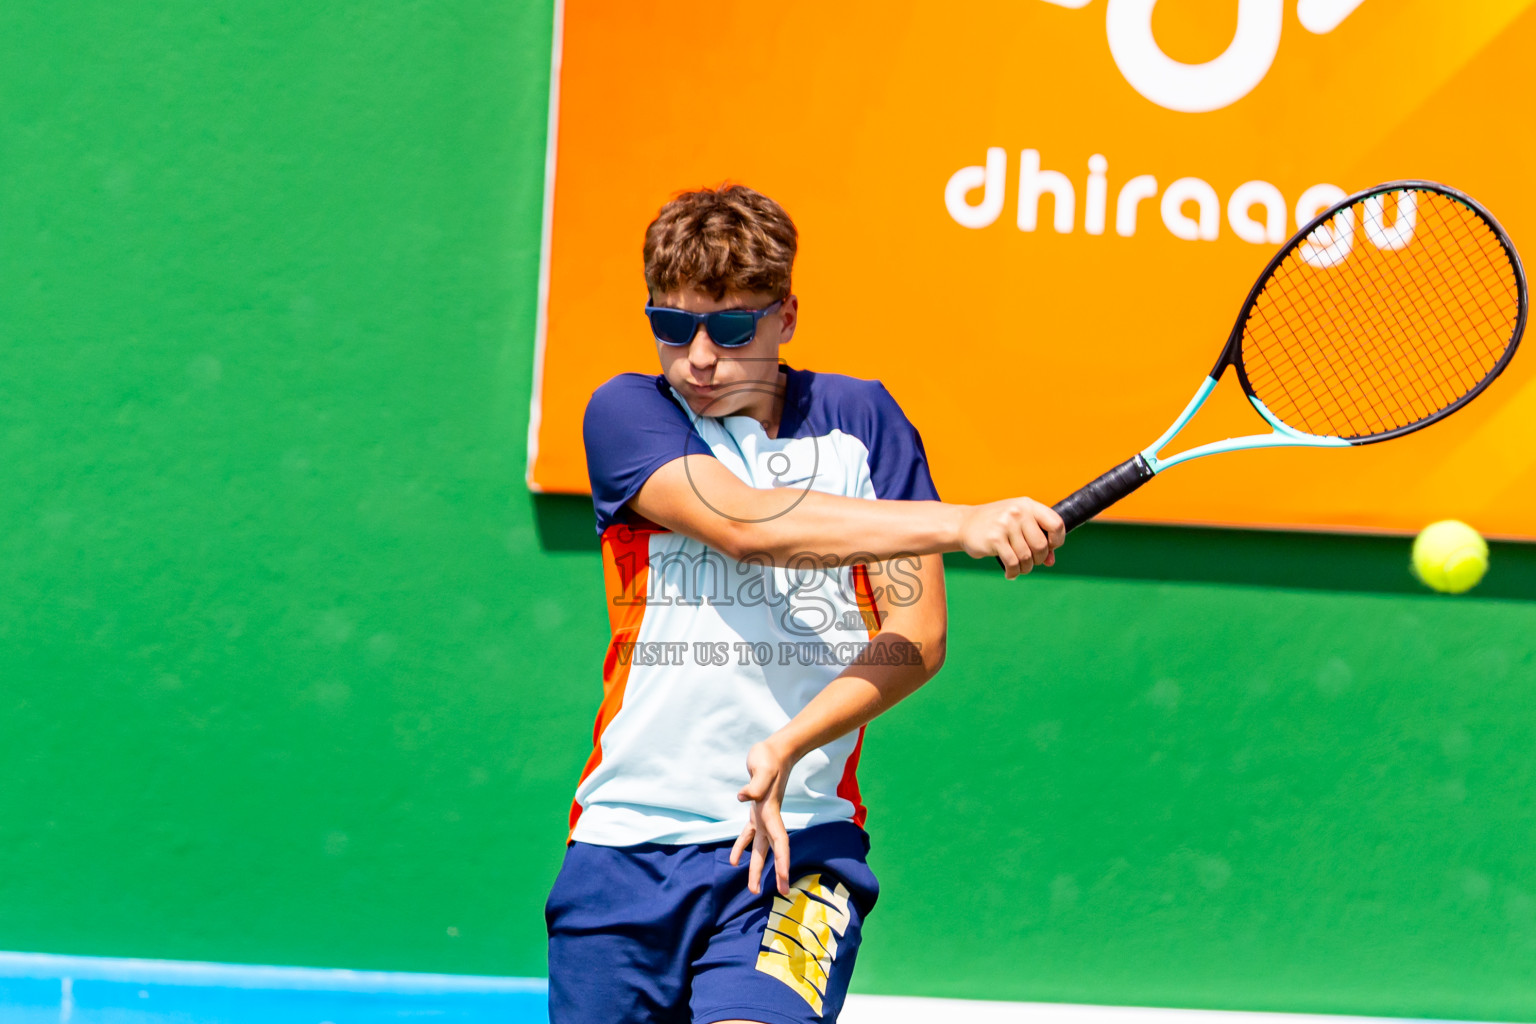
643;299;784;348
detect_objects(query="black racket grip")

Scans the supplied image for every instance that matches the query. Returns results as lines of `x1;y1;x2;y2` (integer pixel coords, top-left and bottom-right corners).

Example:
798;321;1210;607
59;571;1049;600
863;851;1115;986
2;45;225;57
1052;454;1155;533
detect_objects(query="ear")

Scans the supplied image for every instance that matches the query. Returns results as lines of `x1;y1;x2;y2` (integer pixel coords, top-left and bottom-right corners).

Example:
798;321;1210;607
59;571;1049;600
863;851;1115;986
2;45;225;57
779;294;798;344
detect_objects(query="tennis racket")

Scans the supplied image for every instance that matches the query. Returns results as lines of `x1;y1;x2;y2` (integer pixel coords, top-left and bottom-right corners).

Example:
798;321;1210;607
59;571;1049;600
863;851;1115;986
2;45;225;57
1052;179;1528;533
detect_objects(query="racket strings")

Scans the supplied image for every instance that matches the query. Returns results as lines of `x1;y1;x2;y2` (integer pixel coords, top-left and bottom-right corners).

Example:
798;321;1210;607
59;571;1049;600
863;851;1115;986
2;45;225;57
1297;213;1486;419
1419;217;1512;366
1257;270;1415;435
1401;210;1507;374
1259;204;1505;433
1255;260;1413;433
1252;195;1513;436
1241;189;1519;440
1357;215;1510;410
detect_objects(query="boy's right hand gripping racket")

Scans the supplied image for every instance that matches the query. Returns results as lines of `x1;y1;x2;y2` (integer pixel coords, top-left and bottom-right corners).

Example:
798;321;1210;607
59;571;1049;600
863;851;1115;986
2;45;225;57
1054;180;1528;532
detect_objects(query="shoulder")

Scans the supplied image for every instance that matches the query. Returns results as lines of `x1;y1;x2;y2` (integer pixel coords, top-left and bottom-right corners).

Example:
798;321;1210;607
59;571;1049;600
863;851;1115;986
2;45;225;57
794;369;891;406
790;368;914;436
789;368;939;501
584;373;682;427
582;372;714;532
587;372;672;408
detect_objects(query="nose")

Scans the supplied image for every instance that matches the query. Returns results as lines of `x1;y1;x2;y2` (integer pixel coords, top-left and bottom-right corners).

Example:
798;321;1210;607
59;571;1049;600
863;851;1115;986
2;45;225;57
688;328;716;374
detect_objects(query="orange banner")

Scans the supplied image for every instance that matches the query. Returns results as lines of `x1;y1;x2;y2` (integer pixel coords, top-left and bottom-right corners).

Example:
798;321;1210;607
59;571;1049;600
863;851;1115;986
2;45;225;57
530;0;1536;539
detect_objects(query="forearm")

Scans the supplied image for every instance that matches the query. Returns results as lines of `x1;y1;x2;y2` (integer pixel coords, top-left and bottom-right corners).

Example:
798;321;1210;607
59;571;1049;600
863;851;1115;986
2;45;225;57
732;555;946;895
765;630;941;763
633;455;1065;579
732;491;965;565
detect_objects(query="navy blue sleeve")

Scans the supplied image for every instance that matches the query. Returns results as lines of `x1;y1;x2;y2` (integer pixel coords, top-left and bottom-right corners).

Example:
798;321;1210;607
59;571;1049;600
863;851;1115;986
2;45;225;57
863;382;940;502
582;374;716;533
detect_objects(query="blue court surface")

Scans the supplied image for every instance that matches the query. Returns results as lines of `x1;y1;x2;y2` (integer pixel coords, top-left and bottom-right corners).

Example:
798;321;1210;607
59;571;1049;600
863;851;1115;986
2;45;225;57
0;952;547;1024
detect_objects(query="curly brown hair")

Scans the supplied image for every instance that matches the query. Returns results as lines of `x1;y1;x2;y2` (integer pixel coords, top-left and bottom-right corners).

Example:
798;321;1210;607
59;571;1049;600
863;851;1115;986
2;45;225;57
643;184;797;301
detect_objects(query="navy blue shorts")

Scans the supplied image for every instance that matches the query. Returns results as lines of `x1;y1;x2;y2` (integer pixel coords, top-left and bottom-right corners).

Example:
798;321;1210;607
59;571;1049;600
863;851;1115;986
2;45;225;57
546;820;879;1024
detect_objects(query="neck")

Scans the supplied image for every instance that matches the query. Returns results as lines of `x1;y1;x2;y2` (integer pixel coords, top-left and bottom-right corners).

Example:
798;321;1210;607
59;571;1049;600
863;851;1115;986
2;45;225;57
738;369;787;438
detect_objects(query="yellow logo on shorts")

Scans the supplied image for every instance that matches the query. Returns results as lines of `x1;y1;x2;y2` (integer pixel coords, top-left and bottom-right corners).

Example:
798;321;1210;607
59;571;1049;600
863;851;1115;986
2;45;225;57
754;872;852;1015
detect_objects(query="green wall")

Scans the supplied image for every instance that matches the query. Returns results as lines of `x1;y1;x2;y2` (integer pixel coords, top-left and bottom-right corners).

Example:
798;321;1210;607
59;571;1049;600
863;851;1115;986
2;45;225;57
3;4;1535;1020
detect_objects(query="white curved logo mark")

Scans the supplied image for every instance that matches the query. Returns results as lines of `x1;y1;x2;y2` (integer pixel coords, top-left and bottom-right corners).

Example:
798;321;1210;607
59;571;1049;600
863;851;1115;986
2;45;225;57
1042;0;1367;113
1295;0;1367;34
1107;0;1282;113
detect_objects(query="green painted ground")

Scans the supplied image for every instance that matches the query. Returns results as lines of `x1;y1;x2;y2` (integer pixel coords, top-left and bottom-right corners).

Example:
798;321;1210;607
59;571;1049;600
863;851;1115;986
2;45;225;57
1;3;1534;1019
860;574;1536;1020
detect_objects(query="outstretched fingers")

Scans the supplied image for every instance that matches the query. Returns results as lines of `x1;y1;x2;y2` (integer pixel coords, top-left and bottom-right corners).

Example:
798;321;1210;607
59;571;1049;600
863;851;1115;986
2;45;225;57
729;822;755;867
741;801;791;896
736;753;792;896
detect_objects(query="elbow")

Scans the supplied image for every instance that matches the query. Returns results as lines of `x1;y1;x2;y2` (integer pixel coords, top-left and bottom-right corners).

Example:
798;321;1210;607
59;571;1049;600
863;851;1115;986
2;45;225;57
923;627;948;680
712;519;783;565
878;614;946;684
884;620;946;683
711;520;760;564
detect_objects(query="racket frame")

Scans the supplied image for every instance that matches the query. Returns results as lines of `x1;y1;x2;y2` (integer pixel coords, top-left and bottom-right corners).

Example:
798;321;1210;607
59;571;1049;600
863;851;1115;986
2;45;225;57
1052;179;1528;533
1219;179;1527;446
1147;180;1526;472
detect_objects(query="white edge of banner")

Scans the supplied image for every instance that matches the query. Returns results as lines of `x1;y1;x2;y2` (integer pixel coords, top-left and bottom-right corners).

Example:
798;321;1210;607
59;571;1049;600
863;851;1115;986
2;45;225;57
524;0;566;494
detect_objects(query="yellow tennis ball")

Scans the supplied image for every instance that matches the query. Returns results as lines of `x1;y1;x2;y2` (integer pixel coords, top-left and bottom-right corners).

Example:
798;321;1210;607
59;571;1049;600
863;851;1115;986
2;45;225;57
1412;520;1488;594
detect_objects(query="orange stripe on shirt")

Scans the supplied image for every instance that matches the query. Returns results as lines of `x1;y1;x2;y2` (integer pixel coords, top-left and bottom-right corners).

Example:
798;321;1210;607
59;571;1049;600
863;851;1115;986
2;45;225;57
567;524;660;837
836;564;882;827
849;562;883;634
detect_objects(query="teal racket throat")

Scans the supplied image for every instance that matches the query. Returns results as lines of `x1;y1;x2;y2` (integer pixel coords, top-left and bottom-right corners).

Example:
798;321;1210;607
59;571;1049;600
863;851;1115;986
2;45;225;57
1138;375;1349;475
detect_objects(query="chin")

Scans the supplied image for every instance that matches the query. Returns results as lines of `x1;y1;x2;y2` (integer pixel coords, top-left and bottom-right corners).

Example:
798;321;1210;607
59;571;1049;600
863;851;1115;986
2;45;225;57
679;388;732;416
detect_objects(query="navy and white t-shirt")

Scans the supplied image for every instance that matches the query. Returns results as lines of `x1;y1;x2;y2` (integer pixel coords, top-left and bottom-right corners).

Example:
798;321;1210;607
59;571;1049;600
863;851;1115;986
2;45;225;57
570;365;939;846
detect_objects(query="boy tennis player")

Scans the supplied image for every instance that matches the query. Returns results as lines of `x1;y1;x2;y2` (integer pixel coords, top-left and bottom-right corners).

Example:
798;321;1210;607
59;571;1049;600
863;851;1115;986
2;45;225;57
547;184;1063;1024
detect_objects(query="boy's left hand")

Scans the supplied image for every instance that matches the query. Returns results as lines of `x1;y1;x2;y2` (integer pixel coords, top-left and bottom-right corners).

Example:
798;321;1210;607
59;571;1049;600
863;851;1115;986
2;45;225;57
730;739;794;897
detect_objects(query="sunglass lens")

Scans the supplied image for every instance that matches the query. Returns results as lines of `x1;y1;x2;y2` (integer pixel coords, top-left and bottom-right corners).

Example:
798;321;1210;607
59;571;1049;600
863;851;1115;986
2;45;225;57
706;312;757;347
648;309;698;346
